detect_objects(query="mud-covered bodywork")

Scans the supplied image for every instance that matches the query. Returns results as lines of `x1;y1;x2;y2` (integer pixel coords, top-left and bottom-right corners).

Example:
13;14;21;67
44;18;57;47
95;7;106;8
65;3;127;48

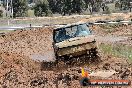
53;23;97;58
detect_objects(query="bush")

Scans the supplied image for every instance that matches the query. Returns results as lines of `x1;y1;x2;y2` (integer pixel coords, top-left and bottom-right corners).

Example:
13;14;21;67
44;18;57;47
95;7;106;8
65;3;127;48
13;0;28;18
103;6;111;14
0;10;3;17
34;0;52;17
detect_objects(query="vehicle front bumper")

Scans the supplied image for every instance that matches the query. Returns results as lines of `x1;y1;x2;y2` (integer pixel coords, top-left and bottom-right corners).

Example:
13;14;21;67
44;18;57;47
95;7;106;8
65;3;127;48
57;42;96;57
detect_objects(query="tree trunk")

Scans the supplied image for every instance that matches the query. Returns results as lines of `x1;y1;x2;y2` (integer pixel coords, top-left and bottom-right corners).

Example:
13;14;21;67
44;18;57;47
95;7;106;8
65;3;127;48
129;7;132;12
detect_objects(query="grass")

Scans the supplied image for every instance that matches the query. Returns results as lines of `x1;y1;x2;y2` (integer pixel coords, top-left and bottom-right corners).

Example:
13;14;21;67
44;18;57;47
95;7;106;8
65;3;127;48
99;43;132;63
28;9;35;17
0;30;13;33
107;3;115;12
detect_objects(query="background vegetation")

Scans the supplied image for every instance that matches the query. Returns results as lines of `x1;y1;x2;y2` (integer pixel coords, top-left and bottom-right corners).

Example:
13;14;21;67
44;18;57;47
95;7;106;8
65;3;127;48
0;0;132;17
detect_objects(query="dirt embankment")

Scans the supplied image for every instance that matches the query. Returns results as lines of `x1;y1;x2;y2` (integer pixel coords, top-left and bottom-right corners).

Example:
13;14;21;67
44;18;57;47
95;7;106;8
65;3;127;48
0;27;58;87
0;27;55;62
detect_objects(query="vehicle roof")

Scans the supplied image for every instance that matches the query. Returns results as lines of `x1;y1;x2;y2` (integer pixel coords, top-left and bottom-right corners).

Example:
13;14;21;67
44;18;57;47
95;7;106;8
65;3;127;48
54;22;87;30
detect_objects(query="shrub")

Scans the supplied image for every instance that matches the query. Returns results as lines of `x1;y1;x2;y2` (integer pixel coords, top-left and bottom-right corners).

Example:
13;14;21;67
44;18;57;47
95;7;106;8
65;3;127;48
103;6;111;14
34;0;52;17
0;10;3;17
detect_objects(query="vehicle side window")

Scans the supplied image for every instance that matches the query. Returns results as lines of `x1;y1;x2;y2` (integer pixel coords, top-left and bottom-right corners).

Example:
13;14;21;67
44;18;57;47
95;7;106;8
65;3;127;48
54;28;65;42
71;26;77;37
58;28;66;41
66;27;76;37
66;27;71;36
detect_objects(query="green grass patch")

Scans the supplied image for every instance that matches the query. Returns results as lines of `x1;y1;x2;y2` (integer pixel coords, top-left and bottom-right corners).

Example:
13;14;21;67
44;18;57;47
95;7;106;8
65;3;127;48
0;30;13;33
99;43;132;63
28;9;35;17
107;3;115;12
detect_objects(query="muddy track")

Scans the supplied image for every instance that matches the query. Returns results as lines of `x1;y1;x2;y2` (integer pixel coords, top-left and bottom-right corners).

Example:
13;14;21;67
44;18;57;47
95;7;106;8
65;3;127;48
0;24;131;87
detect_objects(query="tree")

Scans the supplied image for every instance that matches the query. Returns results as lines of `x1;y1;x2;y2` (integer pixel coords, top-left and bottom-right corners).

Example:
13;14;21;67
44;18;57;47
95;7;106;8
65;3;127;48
103;6;111;14
12;0;28;18
0;10;3;17
48;0;104;15
83;0;103;13
71;0;85;14
119;0;132;11
22;0;109;16
34;0;52;17
49;0;86;15
61;0;73;15
115;1;121;10
92;0;103;12
48;0;62;14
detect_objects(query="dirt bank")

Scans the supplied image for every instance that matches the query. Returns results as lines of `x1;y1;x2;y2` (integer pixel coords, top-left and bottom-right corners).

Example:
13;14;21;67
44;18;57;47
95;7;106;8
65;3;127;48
0;27;55;62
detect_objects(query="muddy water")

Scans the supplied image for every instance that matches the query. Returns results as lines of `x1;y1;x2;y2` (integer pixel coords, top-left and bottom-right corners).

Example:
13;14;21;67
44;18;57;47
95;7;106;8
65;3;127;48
31;50;56;62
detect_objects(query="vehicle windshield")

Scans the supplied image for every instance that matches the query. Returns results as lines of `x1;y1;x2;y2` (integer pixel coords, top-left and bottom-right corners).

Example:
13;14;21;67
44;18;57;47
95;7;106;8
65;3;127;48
54;24;92;43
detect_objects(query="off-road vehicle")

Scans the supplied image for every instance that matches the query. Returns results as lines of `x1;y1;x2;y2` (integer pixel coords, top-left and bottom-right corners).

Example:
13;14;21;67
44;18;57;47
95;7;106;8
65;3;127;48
53;23;98;62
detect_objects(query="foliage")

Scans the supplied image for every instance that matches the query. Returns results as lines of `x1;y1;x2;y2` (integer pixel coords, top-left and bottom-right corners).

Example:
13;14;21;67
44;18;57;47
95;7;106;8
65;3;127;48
115;1;121;10
48;0;85;15
119;0;132;11
34;0;52;17
28;9;35;17
4;0;132;17
48;0;104;15
103;6;111;14
5;0;132;17
4;0;111;17
12;0;28;18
